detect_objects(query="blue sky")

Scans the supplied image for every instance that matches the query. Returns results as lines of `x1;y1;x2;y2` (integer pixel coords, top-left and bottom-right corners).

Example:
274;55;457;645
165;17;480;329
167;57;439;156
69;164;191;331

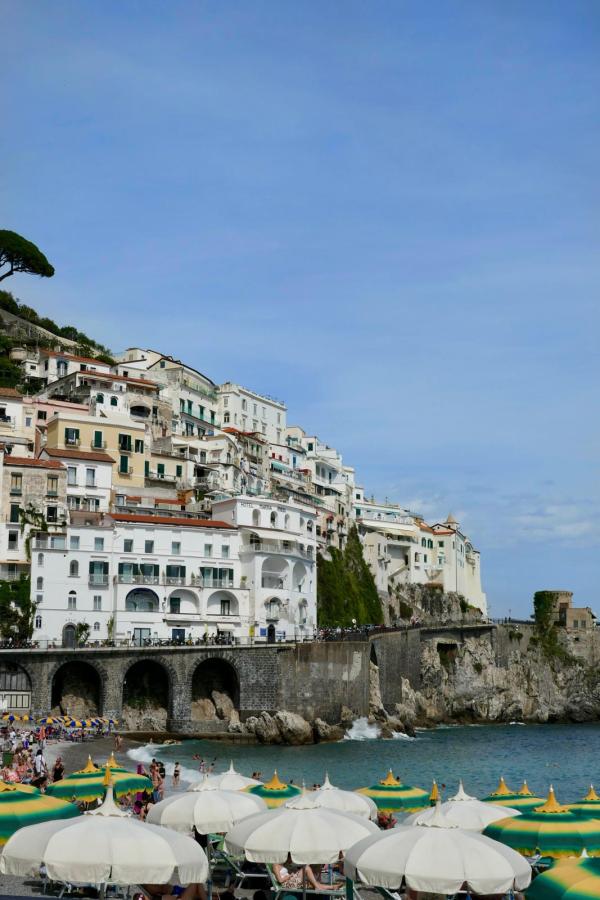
3;1;600;616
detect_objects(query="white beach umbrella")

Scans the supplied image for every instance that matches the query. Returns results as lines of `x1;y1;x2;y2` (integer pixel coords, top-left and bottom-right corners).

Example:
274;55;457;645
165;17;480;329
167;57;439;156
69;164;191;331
311;774;378;821
204;761;262;791
403;781;521;832
0;785;208;886
224;789;378;865
345;805;531;896
147;778;267;833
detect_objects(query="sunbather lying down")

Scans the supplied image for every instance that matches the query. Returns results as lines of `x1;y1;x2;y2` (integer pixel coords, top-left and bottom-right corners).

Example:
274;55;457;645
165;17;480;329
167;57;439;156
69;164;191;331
140;883;207;900
272;861;343;891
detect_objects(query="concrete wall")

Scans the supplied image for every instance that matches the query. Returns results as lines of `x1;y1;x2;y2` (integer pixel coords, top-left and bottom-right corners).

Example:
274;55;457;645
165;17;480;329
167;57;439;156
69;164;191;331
371;630;422;709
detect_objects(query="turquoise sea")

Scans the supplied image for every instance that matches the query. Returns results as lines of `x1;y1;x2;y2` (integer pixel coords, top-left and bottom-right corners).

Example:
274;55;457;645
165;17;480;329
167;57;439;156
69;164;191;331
128;721;600;804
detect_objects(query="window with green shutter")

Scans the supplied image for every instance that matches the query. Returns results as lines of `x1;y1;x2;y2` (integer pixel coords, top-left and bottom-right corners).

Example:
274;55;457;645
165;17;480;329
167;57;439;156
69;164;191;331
157;463;165;476
144;460;150;476
176;465;182;477
119;455;129;474
65;427;80;446
93;430;103;449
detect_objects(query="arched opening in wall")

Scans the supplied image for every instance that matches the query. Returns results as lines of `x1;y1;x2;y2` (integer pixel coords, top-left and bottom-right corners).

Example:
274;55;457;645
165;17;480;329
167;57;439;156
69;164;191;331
0;663;32;713
292;561;307;592
51;661;101;717
122;660;170;731
125;588;159;612
191;658;239;724
370;643;378;666
267;623;276;644
261;556;287;590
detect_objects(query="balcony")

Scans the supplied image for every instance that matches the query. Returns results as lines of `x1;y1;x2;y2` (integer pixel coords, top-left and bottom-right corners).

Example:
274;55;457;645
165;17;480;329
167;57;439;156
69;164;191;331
65;438;81;448
118;467;134;476
34;537;67;550
242;541;314;560
201;578;235;589
165;575;186;586
90;439;107;450
89;574;109;586
146;471;177;483
118;444;132;455
118;574;160;585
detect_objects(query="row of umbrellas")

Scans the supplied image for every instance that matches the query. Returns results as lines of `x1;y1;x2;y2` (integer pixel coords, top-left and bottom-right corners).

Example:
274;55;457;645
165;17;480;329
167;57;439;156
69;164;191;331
2;714;118;726
2;761;600;896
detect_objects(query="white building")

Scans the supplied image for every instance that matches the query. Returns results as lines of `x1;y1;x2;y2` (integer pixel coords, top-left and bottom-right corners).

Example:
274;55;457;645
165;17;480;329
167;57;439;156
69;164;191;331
212;495;317;641
358;501;487;614
39;448;114;512
29;495;317;646
219;382;286;445
37;350;112;385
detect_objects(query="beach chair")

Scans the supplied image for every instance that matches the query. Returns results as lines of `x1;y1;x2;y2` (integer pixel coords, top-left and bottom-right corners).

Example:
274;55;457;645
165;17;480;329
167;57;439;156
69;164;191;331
266;865;360;900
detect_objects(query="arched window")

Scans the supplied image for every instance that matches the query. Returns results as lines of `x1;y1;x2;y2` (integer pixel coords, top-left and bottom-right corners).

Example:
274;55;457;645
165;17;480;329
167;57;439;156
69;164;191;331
69;560;79;577
427;539;433;549
307;520;313;532
252;509;260;526
421;538;426;547
270;511;277;527
35;615;42;629
110;396;118;406
93;622;100;631
36;576;43;590
224;411;230;423
96;393;104;404
284;514;290;529
37;553;44;567
67;591;77;610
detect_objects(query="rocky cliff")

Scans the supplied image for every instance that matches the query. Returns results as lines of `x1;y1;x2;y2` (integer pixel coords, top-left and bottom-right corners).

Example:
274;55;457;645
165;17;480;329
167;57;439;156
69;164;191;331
394;631;600;726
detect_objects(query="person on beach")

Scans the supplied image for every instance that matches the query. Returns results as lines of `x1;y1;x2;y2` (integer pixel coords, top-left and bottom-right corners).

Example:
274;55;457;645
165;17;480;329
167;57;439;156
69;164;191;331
139;883;207;900
173;761;180;787
273;858;341;891
152;766;164;802
52;756;65;782
31;748;48;788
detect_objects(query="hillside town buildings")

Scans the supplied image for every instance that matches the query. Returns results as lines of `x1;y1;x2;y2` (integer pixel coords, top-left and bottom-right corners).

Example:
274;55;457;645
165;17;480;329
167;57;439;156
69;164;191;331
0;337;488;644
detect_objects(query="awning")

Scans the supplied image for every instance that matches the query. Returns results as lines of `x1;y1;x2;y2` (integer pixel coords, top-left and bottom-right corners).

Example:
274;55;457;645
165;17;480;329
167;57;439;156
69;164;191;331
270;460;290;472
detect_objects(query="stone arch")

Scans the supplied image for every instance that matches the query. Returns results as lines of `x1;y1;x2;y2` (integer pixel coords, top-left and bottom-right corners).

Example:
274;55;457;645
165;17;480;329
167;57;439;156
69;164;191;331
292;560;307;591
167;588;200;615
125;587;159;612
0;661;32;713
261;556;288;590
206;590;239;617
191;657;240;723
50;660;102;716
122;658;172;729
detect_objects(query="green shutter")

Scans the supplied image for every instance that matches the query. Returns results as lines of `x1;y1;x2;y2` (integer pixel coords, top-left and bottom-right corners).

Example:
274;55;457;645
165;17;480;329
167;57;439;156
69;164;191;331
157;463;165;475
144;461;150;476
120;455;129;474
176;465;182;477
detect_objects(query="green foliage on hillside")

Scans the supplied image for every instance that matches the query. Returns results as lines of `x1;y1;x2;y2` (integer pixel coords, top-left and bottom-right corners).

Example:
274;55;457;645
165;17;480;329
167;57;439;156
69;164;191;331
0;289;113;359
0;576;36;640
533;590;575;665
317;525;383;627
0;290;115;389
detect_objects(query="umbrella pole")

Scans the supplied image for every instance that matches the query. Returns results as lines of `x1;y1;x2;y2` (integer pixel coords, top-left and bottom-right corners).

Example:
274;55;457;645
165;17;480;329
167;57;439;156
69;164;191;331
206;838;212;900
345;877;353;900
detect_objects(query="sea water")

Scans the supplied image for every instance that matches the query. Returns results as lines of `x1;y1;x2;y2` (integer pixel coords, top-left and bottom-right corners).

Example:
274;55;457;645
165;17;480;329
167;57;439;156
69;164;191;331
127;721;600;803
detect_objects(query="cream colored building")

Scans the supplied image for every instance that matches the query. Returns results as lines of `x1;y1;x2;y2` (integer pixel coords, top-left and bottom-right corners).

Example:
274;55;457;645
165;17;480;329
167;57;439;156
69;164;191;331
0;388;35;456
43;412;147;490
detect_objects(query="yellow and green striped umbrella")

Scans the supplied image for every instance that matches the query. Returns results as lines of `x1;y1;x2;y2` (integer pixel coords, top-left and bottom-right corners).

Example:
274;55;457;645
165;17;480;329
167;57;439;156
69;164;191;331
356;770;429;813
0;780;79;845
246;771;301;808
482;777;546;811
484;788;600;858
527;858;600;900
568;786;600;820
1;781;40;795
46;756;152;802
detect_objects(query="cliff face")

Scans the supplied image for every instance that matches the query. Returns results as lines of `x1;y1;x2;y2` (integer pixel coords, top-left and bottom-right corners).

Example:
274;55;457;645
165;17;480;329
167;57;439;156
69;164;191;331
395;632;600;726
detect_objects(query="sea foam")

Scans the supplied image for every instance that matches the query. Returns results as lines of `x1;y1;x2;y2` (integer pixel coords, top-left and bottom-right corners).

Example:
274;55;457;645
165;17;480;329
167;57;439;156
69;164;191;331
344;717;381;740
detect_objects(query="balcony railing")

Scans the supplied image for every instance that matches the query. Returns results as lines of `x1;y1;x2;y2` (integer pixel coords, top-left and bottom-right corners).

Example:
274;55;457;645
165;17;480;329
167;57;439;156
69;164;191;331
89;574;109;586
118;574;160;585
90;439;107;449
164;612;202;623
34;537;67;550
201;578;234;589
146;471;177;482
243;541;314;560
165;575;186;585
